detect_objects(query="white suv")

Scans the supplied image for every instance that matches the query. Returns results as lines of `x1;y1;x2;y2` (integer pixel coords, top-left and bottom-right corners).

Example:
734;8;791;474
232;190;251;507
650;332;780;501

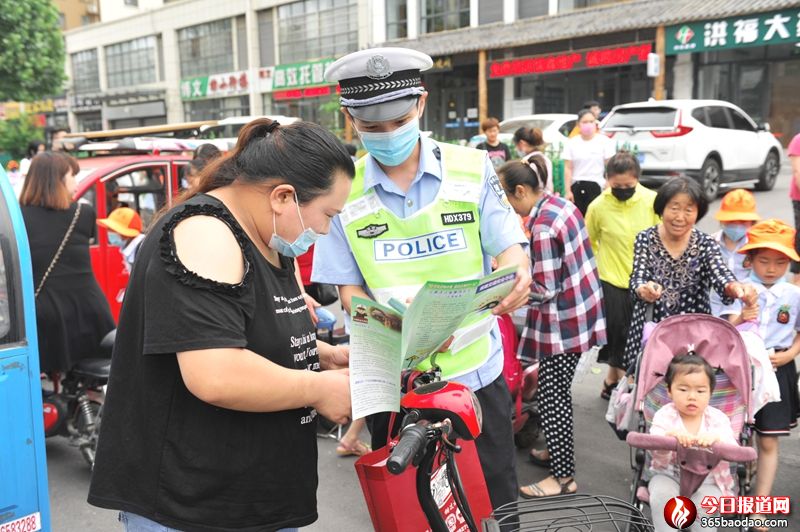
600;100;782;201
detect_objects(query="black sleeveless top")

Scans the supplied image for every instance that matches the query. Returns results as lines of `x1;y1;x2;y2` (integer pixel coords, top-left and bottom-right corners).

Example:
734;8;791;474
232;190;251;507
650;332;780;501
88;194;320;531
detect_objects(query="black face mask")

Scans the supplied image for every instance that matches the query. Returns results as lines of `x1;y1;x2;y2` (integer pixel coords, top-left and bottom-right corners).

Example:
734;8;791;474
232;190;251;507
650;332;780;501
611;187;636;201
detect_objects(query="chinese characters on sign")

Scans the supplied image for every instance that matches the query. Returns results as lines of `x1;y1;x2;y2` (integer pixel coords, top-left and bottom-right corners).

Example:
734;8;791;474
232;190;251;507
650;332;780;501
180;70;251;101
666;8;800;54
488;43;652;78
272;58;335;91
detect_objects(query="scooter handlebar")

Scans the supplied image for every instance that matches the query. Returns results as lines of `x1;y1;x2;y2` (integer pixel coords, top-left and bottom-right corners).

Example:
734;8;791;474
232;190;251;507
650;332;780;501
626;432;757;463
387;424;429;475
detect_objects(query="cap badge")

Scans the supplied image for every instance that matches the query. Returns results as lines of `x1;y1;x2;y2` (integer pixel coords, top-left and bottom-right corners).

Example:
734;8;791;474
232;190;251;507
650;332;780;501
365;55;393;80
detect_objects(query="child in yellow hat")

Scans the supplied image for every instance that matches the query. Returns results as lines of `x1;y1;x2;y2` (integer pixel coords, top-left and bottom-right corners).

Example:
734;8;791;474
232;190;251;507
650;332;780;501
710;189;760;316
720;219;800;527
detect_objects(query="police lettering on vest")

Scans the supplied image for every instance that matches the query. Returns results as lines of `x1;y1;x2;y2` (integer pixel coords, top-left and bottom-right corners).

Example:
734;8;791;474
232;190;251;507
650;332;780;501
375;229;466;262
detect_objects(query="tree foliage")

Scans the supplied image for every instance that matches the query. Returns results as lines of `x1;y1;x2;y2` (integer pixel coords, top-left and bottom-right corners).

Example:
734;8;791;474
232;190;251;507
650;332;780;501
0;0;66;101
0;114;44;159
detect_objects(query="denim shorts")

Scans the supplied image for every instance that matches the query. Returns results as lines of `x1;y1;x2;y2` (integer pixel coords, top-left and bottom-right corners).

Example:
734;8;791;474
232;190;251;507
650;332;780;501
119;512;299;532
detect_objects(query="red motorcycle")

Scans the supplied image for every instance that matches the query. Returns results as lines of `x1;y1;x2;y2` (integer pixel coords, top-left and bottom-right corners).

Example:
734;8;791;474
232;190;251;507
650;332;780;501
42;330;114;467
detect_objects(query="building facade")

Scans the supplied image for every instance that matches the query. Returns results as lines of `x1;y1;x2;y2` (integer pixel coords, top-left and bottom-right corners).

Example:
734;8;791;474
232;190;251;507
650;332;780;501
62;0;800;144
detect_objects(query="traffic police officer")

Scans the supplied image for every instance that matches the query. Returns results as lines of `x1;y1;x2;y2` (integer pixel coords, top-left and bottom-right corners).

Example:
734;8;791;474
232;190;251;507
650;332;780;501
312;47;531;511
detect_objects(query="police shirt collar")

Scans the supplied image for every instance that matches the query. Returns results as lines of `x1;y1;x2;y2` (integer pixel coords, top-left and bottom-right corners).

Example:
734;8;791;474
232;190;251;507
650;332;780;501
362;136;442;193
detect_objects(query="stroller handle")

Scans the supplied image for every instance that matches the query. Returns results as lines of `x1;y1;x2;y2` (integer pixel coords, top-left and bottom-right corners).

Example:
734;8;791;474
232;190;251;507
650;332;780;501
626;432;757;463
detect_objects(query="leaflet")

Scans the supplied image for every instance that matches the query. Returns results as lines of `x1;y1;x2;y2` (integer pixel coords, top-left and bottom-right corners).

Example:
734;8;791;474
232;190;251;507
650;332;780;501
348;267;518;419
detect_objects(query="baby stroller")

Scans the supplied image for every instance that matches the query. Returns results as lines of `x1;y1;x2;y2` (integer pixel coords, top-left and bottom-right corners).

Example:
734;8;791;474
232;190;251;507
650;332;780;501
625;314;757;530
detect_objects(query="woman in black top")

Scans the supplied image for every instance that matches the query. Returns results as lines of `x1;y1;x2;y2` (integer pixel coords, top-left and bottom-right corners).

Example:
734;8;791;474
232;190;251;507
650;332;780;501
20;152;114;373
88;118;355;532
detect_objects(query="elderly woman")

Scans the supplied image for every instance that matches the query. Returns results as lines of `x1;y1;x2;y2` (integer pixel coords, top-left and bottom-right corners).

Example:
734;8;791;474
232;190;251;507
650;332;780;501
623;177;756;369
497;157;606;498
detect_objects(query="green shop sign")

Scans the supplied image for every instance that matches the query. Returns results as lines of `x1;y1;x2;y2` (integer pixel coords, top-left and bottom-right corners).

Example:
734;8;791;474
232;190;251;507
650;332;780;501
272;59;335;91
666;8;800;55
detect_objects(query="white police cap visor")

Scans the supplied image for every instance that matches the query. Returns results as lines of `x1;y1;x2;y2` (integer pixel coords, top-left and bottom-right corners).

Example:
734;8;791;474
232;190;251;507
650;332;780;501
325;47;433;123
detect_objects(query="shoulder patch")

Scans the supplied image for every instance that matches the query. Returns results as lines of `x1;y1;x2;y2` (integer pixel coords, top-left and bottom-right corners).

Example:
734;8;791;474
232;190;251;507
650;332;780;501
356;223;389;239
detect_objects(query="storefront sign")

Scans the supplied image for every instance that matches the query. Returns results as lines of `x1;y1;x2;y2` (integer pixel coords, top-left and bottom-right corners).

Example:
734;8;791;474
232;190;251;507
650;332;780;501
255;67;275;93
180;70;251;101
272;85;338;101
666;8;800;55
70;94;102;112
489;43;652;78
428;56;453;73
272;58;335;92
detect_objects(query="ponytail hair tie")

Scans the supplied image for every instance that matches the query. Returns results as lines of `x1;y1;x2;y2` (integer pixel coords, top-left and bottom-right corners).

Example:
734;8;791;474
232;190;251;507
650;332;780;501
264;121;281;134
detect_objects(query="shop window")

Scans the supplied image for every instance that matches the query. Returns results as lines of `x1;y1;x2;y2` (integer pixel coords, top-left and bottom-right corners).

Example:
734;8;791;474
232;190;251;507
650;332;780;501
277;0;358;64
386;0;408;39
76;112;102;133
420;0;470;34
71;49;100;94
518;0;548;19
105;36;158;89
558;0;623;12
177;19;234;78
0;198;23;346
183;96;250;122
705;106;732;130
729;109;756;132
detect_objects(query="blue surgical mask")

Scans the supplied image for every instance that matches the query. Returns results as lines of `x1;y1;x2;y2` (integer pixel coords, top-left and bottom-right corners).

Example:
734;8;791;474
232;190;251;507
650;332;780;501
722;223;749;243
108;232;124;247
268;192;321;258
357;117;420;167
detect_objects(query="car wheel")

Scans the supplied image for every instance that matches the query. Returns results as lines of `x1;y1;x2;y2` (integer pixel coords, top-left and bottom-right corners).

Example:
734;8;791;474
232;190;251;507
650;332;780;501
700;158;721;202
755;151;780;191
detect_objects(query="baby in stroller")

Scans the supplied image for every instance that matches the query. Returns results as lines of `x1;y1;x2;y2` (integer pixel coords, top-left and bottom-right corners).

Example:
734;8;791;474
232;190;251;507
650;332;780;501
648;354;737;532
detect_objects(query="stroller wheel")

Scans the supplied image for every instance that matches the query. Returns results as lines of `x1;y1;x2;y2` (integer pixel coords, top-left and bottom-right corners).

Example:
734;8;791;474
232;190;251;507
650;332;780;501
514;413;540;448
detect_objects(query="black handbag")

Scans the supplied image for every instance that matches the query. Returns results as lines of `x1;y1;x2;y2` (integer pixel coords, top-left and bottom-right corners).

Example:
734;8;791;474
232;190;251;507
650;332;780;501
306;282;339;306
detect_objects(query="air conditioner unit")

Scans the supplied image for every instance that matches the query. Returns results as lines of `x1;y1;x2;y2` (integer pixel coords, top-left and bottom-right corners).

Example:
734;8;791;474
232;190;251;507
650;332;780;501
86;3;99;15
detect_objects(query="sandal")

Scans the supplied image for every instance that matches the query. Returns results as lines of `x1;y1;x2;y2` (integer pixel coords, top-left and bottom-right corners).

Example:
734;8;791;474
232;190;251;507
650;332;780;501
600;380;618;400
529;449;551;468
336;440;371;457
519;477;577;499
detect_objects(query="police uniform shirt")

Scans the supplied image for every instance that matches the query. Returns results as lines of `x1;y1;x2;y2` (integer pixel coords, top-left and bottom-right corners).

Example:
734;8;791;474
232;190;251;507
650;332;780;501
720;279;800;349
312;136;528;390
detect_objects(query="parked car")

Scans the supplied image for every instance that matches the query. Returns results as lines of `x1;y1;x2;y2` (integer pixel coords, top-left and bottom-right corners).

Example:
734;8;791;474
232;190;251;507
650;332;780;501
73;151;192;320
467;113;577;151
600;99;782;201
199;115;301;146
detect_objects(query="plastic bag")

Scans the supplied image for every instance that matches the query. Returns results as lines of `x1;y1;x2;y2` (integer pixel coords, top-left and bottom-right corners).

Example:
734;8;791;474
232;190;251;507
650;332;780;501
604;377;637;440
572;345;600;385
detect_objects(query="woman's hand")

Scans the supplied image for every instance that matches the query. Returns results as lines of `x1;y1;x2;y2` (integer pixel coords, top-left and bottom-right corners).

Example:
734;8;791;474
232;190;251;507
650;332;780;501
320;343;349;370
725;281;757;304
636;281;663;303
303;292;321;325
311;369;352;425
741;302;760;322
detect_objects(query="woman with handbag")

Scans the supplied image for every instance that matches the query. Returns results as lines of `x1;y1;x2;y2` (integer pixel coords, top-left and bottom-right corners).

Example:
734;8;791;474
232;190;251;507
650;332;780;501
20;152;115;374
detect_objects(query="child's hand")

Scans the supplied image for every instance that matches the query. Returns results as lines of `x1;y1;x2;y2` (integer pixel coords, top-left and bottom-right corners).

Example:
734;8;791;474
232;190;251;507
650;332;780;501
693;433;719;447
741;302;760;322
769;349;796;369
667;430;695;448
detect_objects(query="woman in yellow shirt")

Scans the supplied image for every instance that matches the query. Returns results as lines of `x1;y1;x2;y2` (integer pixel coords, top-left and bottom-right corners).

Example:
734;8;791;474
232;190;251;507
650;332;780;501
585;151;661;398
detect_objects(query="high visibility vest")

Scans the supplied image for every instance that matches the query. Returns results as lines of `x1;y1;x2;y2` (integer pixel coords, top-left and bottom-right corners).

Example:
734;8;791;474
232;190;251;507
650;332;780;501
341;143;494;379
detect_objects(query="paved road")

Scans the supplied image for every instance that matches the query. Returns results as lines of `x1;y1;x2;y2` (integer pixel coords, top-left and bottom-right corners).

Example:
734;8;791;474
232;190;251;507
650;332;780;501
46;166;800;531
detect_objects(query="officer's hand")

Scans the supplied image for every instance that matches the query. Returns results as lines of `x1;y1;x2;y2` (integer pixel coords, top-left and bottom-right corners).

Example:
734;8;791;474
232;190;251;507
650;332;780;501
493;264;532;316
436;336;455;353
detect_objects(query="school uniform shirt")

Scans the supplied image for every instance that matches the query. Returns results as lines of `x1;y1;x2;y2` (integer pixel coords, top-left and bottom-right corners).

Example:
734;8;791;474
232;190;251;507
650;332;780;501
585;184;660;289
519;193;607;362
709;231;749;316
311;136;528;391
720;279;800;350
649;403;737;496
562;134;615;188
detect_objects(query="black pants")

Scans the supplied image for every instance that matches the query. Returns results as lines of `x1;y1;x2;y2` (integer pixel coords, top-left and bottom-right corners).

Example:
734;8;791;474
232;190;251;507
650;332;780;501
366;374;518;512
571;181;602;217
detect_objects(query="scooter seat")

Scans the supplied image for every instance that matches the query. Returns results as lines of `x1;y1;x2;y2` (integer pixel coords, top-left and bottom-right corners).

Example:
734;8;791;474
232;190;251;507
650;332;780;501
72;358;111;379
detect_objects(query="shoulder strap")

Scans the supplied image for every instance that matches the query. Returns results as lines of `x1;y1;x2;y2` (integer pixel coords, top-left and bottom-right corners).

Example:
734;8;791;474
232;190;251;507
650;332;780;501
36;203;82;298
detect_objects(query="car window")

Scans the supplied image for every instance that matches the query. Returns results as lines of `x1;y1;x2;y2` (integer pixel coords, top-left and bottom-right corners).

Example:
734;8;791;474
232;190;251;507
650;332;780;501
177;163;192;191
691;108;709;126
105;165;168;232
603;107;677;129
0;193;23;345
729;109;756;132
706;107;732;129
559;120;576;137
